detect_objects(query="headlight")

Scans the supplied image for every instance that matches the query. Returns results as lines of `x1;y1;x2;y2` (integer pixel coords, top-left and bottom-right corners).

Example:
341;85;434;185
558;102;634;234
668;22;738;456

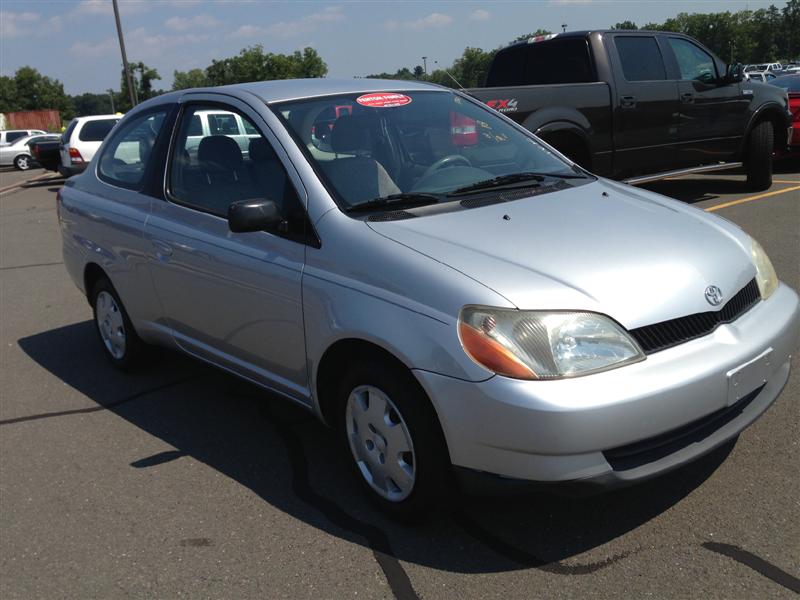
458;307;645;380
750;237;778;299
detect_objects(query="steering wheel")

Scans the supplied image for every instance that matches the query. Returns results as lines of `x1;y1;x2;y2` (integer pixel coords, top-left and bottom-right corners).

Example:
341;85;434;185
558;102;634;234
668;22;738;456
421;154;472;179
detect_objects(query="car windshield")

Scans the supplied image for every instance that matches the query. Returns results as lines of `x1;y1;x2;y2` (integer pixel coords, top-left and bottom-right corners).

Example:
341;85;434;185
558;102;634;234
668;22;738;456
274;90;587;212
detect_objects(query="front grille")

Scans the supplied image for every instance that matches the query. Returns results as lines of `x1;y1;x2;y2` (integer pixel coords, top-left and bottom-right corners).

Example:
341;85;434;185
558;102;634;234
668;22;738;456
603;384;764;471
630;279;760;354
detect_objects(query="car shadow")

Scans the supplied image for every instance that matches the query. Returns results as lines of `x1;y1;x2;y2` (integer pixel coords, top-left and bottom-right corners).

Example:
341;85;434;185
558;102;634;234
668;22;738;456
18;321;733;575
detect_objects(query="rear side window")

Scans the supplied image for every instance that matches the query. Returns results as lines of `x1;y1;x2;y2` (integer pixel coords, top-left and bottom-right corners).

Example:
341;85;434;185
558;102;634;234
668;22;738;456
486;39;595;86
5;131;27;144
78;119;119;142
614;37;667;81
98;110;168;189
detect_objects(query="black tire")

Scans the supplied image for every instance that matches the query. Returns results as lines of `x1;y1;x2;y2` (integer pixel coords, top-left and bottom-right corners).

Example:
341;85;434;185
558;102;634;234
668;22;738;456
745;121;773;191
13;154;31;171
90;277;145;370
337;358;452;521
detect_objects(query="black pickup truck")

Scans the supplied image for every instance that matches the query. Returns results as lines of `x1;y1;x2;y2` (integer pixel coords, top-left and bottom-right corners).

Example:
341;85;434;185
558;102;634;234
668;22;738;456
30;140;61;173
468;30;792;189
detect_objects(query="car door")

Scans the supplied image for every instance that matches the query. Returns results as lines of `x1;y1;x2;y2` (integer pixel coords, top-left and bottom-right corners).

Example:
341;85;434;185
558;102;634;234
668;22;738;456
606;33;680;177
144;96;312;402
665;36;749;165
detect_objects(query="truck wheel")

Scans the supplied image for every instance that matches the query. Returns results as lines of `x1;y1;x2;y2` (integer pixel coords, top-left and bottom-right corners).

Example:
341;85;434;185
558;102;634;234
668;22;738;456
338;358;451;520
91;278;145;370
744;121;773;191
14;154;31;170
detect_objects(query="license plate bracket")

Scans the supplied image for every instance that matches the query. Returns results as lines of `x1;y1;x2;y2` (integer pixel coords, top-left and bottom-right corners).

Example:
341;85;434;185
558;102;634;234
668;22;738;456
727;348;772;406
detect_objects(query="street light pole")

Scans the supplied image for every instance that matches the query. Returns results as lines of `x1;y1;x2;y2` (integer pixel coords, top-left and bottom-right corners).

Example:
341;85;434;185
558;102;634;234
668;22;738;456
108;89;115;113
422;56;428;75
112;0;137;108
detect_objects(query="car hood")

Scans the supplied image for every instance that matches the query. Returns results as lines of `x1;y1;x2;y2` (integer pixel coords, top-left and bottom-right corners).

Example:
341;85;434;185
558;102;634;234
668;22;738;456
367;179;757;329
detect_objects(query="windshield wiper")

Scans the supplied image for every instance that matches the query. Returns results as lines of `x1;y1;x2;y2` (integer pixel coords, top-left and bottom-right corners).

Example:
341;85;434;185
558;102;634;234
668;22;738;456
344;193;440;213
448;171;586;196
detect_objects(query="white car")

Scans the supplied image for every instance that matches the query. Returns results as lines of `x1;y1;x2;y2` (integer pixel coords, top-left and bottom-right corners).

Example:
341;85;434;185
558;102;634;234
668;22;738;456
0;133;60;170
0;129;46;147
744;71;778;83
59;114;121;177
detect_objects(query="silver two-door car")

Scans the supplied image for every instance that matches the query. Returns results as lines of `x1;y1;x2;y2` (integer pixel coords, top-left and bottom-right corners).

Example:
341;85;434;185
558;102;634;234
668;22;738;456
58;79;799;517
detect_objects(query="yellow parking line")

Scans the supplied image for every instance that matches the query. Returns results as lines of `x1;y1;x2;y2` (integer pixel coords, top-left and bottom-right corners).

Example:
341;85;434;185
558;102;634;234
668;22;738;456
705;184;800;212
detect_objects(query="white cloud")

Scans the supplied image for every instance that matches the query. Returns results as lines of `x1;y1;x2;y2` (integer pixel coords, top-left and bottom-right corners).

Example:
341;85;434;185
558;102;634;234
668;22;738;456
70;26;209;60
165;14;219;31
469;9;490;22
385;13;453;31
72;1;149;17
231;6;344;39
1;11;63;39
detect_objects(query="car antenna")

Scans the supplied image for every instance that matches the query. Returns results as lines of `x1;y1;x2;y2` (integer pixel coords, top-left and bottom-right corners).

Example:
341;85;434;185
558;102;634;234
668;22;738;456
433;59;465;91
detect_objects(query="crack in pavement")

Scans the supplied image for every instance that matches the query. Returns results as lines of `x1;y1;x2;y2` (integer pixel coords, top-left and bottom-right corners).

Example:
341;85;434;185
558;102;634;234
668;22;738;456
0;261;64;272
453;511;635;574
0;377;195;426
259;402;420;600
702;542;800;594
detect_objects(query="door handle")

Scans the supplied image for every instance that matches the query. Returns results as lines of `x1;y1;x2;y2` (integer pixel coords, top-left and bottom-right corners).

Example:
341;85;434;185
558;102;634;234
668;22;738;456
620;95;636;108
152;239;174;260
680;92;694;104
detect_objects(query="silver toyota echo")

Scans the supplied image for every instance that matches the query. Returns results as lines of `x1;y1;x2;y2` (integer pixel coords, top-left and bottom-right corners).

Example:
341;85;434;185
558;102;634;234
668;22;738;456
58;79;800;517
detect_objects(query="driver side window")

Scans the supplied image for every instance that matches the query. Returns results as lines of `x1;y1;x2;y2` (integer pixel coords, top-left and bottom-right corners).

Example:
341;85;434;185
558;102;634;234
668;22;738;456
168;104;306;238
668;38;717;84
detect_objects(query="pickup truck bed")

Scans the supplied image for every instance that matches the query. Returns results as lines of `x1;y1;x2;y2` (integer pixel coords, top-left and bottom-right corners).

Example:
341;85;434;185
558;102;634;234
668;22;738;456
30;140;61;173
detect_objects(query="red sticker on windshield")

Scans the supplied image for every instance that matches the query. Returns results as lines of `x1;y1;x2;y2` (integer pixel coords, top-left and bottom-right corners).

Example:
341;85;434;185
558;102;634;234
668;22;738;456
356;93;412;108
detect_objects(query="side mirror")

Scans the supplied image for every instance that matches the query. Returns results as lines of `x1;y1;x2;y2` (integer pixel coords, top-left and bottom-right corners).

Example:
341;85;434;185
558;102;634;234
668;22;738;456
227;198;284;233
723;62;743;84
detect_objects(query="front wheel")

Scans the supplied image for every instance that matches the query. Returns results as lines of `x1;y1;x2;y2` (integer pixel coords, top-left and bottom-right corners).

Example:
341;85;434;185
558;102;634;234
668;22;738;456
91;278;145;370
14;154;31;170
338;359;451;520
744;121;773;191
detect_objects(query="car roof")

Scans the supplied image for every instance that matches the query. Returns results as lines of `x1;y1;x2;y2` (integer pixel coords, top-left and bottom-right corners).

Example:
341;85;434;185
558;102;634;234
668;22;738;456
74;114;122;123
151;78;445;106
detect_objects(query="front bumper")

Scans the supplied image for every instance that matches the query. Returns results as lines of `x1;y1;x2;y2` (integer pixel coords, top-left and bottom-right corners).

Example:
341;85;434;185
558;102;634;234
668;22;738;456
415;283;799;487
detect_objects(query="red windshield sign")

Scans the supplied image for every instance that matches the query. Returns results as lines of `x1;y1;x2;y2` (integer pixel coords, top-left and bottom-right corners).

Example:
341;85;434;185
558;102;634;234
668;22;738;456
356;93;412;108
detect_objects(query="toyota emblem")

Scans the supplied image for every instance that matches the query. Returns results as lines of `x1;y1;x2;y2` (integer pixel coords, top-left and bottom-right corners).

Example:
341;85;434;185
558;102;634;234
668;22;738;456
705;285;724;306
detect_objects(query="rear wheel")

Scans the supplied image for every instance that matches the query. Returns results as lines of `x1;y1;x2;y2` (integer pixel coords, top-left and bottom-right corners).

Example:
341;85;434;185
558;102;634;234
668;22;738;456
14;154;31;170
91;278;145;370
744;121;773;191
338;358;451;520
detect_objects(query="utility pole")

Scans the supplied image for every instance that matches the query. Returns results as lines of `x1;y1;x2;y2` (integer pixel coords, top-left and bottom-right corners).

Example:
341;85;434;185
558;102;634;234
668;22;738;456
562;23;567;33
112;0;137;108
108;89;115;113
422;56;428;75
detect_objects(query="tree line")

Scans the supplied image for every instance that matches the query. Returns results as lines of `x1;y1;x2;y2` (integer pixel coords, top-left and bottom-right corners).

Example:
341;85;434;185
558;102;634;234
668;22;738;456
1;1;798;125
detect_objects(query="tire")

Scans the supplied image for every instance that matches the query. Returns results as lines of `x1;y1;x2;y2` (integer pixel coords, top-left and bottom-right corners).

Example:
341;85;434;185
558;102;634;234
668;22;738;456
744;121;773;191
90;277;145;370
337;358;451;520
13;154;31;171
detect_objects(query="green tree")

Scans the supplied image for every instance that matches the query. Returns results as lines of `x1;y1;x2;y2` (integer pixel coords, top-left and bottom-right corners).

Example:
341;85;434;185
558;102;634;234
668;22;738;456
612;21;638;30
71;93;114;117
0;76;21;113
514;29;552;42
205;45;327;86
172;68;209;90
9;67;71;114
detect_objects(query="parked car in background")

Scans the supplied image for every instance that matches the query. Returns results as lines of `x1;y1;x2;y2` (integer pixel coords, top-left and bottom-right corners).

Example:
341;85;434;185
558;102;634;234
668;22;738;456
765;63;784;72
744;64;768;73
57;79;800;516
0;129;46;147
30;139;62;173
468;31;792;190
744;71;778;83
0;133;60;170
59;114;121;177
770;74;800;153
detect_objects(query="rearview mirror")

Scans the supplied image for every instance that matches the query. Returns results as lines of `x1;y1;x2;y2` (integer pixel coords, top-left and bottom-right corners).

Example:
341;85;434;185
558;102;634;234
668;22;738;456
227;198;283;233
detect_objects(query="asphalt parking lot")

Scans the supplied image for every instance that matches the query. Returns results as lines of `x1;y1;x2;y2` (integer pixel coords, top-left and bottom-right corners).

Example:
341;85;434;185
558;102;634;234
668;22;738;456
1;163;798;599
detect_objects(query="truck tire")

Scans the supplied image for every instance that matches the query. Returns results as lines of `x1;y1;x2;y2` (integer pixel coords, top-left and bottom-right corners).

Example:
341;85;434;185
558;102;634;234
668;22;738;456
745;121;773;191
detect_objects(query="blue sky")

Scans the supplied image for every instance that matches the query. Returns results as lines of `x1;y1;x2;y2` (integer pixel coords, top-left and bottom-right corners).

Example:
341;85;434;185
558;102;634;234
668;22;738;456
0;0;788;94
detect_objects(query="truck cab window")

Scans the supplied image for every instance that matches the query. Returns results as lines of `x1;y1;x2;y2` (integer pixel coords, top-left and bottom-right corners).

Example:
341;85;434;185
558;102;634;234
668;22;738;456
614;36;667;81
668;38;717;84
